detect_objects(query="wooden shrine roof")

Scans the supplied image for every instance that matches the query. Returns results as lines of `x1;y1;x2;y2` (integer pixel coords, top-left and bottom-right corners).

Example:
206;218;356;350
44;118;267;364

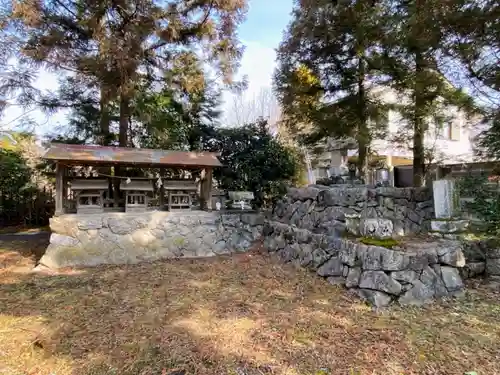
120;181;154;191
70;179;109;190
44;143;222;168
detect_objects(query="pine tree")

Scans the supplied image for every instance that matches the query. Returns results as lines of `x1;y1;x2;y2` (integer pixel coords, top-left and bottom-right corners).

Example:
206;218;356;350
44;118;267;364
441;0;499;160
1;0;247;146
274;0;390;178
378;0;475;185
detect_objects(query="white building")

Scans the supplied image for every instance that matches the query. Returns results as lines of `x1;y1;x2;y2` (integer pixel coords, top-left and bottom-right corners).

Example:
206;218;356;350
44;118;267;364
311;86;481;182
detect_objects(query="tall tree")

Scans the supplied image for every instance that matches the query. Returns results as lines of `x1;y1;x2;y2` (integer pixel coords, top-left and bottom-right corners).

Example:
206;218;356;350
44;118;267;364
441;0;499;160
1;0;247;146
199;119;300;207
274;0;389;178
379;0;475;185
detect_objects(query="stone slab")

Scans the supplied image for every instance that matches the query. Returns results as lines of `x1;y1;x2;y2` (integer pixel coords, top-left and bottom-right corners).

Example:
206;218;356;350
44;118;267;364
359;270;402;295
359;218;393;238
430;219;469;233
433;179;458;219
228;191;255;200
486;258;500;276
440;266;464;292
357;289;393;308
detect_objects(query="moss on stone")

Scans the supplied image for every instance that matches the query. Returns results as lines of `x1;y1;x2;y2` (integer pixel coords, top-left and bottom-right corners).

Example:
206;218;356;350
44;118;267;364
359;237;400;249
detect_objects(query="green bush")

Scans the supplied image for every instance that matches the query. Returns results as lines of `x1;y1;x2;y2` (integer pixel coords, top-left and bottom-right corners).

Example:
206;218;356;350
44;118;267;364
457;174;500;235
201;119;300;208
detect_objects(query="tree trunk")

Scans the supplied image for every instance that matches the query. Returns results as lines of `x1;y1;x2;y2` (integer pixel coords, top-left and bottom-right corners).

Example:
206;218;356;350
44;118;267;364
357;54;369;182
412;0;426;187
119;94;129;147
98;91;112;199
412;83;426;187
99;89;111;146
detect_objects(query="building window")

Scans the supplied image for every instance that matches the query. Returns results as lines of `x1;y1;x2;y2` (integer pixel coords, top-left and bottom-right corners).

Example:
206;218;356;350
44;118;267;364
439;121;452;140
438;120;460;141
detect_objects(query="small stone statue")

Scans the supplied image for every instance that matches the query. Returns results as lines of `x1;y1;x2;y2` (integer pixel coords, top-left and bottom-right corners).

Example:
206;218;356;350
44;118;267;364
215;201;221;211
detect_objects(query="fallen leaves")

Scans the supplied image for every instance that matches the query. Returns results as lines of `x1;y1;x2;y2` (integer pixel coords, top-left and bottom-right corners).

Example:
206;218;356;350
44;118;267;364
0;238;499;375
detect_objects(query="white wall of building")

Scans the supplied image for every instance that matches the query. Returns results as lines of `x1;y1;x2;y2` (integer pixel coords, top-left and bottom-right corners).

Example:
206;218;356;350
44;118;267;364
345;86;479;164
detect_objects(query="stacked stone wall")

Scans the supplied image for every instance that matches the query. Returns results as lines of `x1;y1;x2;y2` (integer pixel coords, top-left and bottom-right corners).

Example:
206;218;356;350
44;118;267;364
40;211;263;269
262;186;467;306
273;186;434;237
263;220;465;307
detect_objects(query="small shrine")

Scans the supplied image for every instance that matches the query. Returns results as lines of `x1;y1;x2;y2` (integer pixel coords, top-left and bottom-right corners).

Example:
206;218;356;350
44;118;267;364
121;180;154;213
43;143;222;215
71;179;108;214
163;179;198;210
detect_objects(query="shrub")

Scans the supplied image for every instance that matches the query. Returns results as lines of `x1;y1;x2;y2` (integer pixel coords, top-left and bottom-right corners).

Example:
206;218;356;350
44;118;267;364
457;174;500;235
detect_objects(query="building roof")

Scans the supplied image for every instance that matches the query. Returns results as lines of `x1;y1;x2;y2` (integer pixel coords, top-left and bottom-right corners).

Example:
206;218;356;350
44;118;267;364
120;180;154;191
163;179;198;191
70;179;109;190
43;143;222;168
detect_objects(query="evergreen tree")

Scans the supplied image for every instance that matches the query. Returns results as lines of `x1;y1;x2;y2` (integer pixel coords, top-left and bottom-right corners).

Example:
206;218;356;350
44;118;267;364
1;0;247;146
441;0;499;160
378;0;475;185
274;0;390;178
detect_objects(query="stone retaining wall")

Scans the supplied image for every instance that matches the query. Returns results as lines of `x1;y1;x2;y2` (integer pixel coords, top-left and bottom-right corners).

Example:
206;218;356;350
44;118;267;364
263;220;466;307
273;186;434;237
460;238;500;281
40;211;263;269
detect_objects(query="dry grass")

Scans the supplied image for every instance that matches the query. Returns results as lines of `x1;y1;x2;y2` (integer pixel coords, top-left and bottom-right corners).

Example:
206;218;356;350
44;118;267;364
0;225;50;235
1;236;500;375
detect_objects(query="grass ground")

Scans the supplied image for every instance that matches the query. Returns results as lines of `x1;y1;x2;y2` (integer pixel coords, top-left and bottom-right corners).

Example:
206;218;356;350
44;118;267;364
1;235;500;375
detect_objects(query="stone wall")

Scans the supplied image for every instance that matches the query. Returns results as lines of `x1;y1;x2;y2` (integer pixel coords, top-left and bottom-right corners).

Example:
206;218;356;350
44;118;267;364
263;220;466;307
261;186;466;307
40;211;263;269
460;238;500;281
273;186;434;237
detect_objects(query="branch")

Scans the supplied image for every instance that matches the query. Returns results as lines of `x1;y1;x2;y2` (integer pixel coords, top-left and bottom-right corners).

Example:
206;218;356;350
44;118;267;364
147;0;214;52
53;0;79;20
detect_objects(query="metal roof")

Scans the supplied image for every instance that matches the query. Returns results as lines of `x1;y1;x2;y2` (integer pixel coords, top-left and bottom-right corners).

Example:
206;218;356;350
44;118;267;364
43;143;222;168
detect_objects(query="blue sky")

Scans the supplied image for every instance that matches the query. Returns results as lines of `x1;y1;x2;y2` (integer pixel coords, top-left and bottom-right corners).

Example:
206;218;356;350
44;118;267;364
1;1;294;135
221;0;293;124
240;0;292;48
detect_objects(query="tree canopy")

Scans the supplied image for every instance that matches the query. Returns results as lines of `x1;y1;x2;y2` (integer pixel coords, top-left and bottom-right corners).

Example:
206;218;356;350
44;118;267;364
274;0;390;177
199;119;301;207
1;0;247;146
1;0;499;190
274;0;489;186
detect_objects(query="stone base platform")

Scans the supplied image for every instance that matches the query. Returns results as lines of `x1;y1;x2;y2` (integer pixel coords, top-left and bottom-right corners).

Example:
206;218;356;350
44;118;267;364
430;219;470;237
40;211;264;269
263;221;467;307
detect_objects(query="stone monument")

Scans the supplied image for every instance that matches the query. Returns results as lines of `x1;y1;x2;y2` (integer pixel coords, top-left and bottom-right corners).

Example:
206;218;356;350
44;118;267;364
433;179;457;219
431;179;469;235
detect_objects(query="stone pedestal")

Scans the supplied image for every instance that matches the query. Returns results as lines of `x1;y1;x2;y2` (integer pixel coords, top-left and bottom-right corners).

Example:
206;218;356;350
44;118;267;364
430;219;469;233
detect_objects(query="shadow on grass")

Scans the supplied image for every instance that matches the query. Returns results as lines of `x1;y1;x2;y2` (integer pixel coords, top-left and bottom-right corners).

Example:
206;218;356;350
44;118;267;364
1;249;500;375
0;231;49;270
